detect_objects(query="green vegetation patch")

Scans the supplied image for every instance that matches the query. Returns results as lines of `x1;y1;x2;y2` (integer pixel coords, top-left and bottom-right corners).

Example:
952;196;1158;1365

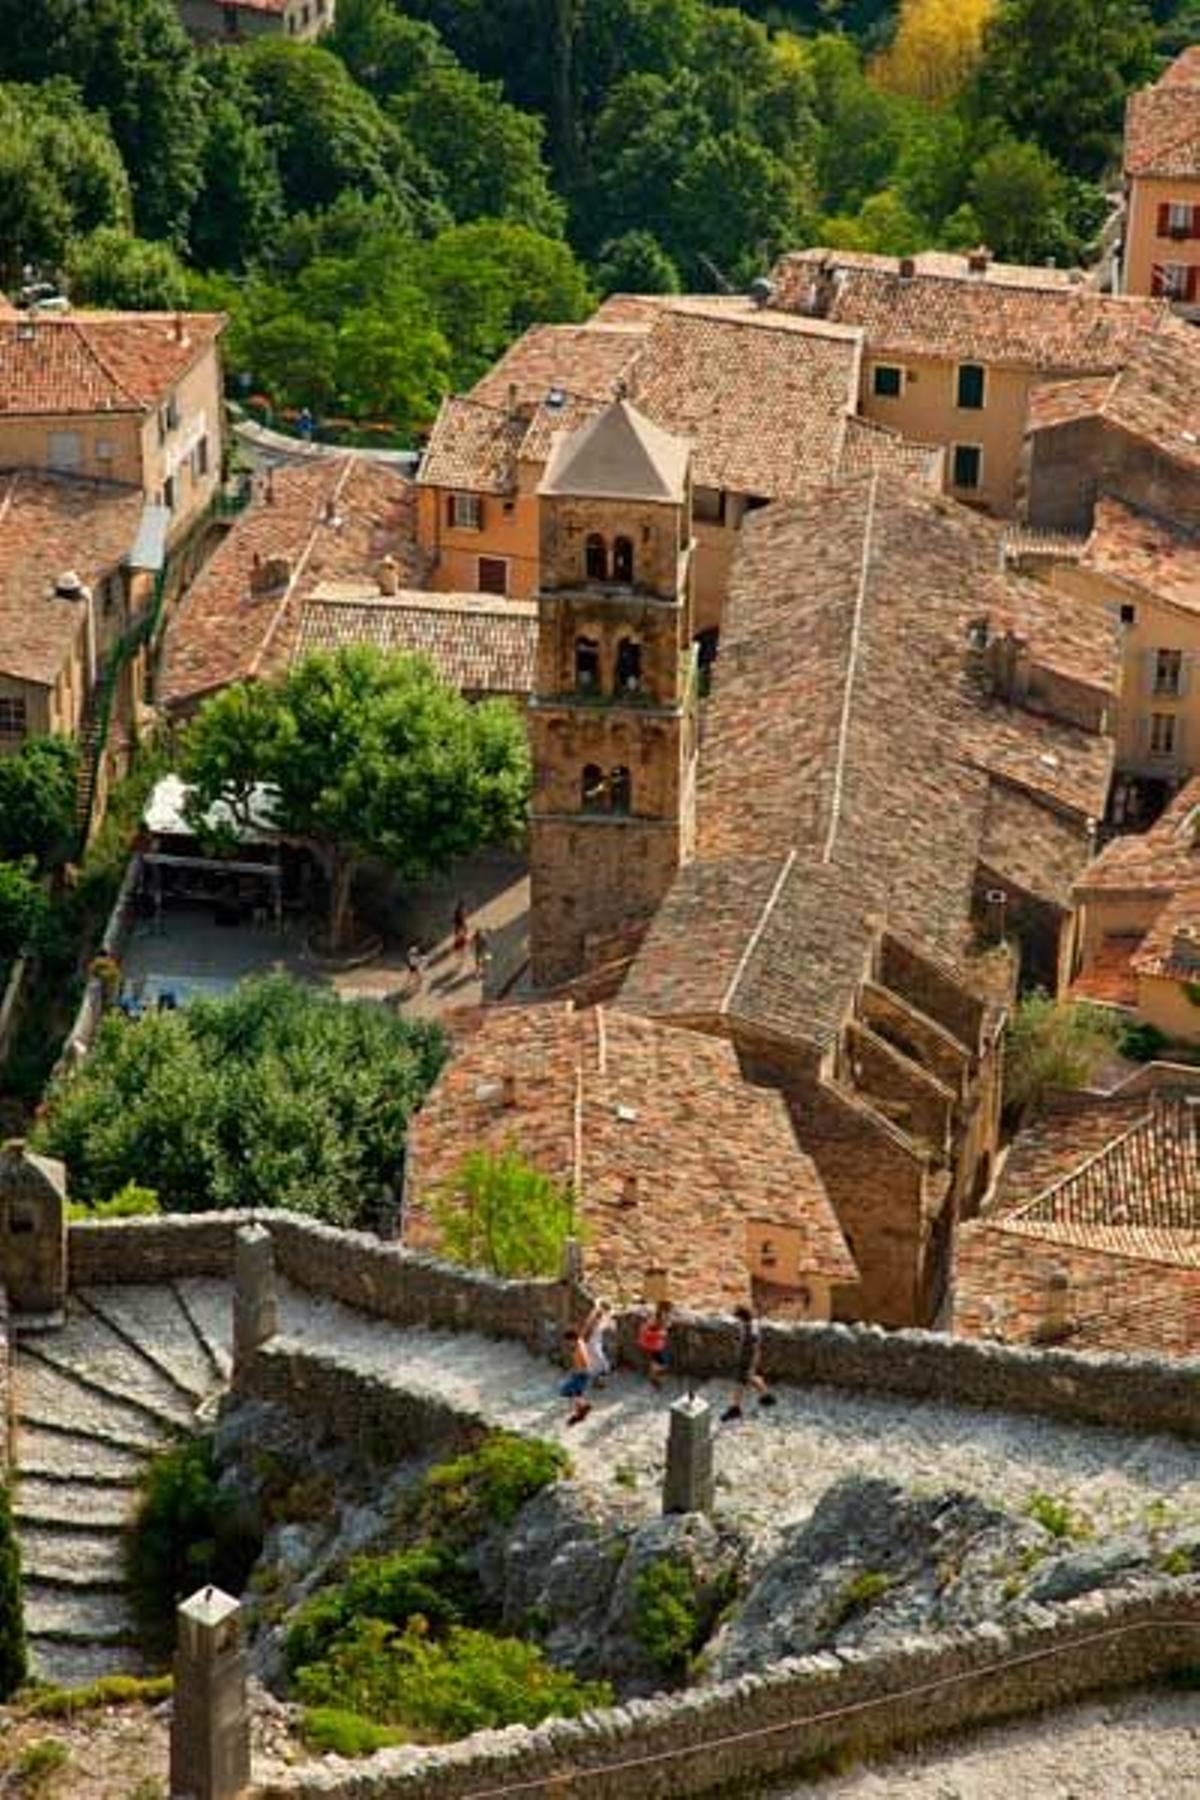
23;1674;172;1719
1025;1492;1093;1542
408;1431;569;1540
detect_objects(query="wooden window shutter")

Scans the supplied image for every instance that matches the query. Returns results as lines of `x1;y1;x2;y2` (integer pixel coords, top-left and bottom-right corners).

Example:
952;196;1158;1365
1191;206;1200;238
1143;648;1160;697
1158;202;1171;236
1180;652;1195;698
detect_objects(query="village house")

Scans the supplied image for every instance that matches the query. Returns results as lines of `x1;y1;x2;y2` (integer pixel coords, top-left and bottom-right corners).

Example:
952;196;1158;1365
404;1002;859;1321
1071;775;1200;1039
767;247;1169;519
177;0;332;43
158;456;423;715
1122;45;1200;309
292;587;537;706
954;1077;1200;1356
416;294;940;639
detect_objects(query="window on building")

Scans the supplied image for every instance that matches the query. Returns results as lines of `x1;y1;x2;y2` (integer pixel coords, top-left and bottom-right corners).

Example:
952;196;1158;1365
163;476;176;513
477;556;507;596
1120;603;1137;626
1153;262;1197;301
585;533;608;581
1155;648;1184;696
952;444;982;491
610;766;632;814
612;536;634;583
0;697;28;742
1151;712;1177;756
95;438;114;465
575;636;600;691
194;435;209;478
956;363;986;410
1168;201;1196;238
581;764;606;811
448;492;481;530
47;431;81;471
872;364;903;399
615;638;642;695
693;486;727;523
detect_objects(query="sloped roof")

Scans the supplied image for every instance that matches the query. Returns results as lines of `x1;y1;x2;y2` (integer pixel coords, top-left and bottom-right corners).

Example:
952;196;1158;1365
1075;776;1200;897
293;589;537;695
405;1002;857;1310
1082;497;1200;617
539;398;690;503
1126;48;1200;177
0;311;223;417
1027;320;1200;478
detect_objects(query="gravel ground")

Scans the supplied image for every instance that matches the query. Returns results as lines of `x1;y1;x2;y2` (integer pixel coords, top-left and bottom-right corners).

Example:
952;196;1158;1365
767;1686;1200;1797
278;1291;1200;1544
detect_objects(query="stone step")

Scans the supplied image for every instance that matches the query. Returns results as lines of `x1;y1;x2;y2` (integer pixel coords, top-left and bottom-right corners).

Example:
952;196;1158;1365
33;1307;201;1429
17;1345;187;1442
12;1409;163;1464
174;1279;233;1382
24;1584;138;1645
16;1477;136;1531
77;1286;219;1407
20;1524;128;1587
28;1639;149;1687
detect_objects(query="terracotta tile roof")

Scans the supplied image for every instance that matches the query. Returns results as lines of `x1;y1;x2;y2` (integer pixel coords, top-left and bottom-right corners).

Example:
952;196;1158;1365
0;471;145;684
1003;522;1089;564
1126;50;1200;176
1129;886;1200;979
470;323;647;410
1082;497;1200;616
770;248;1168;372
404;1002;857;1311
539;398;690;503
837;414;943;485
419;397;527;495
293;589;537;694
1075;777;1200;896
622;476;1113;1047
1069;934;1141;1007
1027;320;1200;475
159;457;420;707
0;311;223;417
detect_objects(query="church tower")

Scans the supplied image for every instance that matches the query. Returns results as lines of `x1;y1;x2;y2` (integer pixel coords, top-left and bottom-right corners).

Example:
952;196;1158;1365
529;399;698;989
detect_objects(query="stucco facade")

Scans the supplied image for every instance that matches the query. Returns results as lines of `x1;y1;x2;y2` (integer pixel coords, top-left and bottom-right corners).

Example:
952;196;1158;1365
1124;172;1200;308
862;354;1033;518
178;0;332;42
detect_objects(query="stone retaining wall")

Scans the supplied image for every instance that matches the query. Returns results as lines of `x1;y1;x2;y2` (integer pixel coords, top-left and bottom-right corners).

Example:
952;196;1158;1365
251;1578;1200;1799
67;1212;1200;1438
0;1287;10;1474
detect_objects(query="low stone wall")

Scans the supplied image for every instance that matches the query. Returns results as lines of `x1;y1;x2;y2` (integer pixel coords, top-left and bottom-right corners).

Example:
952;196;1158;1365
67;1211;1200;1439
241;1339;485;1465
0;1286;10;1475
252;1578;1200;1799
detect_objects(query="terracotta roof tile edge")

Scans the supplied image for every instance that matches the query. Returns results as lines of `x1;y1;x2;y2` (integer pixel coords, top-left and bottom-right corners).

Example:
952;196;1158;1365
249;457;355;679
720;846;798;1016
823;472;878;864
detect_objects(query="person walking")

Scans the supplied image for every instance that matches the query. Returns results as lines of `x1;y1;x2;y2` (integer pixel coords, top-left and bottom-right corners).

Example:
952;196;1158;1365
473;926;491;982
406;944;424;993
559;1328;593;1426
453;900;469;961
637;1300;672;1388
721;1303;776;1422
581;1299;613;1390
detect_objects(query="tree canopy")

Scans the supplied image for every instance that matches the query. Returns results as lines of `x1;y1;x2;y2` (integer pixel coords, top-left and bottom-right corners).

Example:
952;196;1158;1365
35;973;447;1222
429;1147;579;1280
0;737;78;870
181;649;531;952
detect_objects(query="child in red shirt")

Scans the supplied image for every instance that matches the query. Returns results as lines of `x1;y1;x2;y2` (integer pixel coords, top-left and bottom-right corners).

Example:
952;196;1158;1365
637;1300;672;1388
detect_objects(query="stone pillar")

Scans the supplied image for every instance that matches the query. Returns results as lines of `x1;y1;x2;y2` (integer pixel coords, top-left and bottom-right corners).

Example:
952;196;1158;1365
170;1587;251;1800
662;1394;713;1516
232;1223;277;1383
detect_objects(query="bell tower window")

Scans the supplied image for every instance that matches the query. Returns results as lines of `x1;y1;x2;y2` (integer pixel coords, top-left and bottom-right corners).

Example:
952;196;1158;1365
615;639;642;695
610;766;632;814
613;536;634;583
582;764;607;811
575;636;600;692
585;534;608;581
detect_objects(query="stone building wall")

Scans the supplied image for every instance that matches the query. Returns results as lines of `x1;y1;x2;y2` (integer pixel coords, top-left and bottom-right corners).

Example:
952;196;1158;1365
842;1021;955;1153
253;1579;1200;1799
530;813;684;988
539;496;686;603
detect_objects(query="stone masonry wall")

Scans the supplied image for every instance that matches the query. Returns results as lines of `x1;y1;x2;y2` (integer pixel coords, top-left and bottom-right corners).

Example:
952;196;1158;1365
252;1579;1200;1799
66;1212;1200;1437
0;1287;10;1474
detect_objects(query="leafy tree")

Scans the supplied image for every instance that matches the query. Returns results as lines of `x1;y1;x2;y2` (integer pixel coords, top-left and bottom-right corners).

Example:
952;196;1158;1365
328;0;447;99
674;129;815;286
0;0;206;243
0;737;78;869
182;649;530;952
1003;992;1119;1116
807;32;907;213
874;0;996;102
429;1146;578;1279
127;1436;261;1656
0;861;49;963
0;81;131;289
35;974;447;1220
392;64;564;234
335;305;451;427
594;229;681;295
188;53;285;273
823;188;924;255
893;106;973;234
0;1483;26;1699
67;228;190;310
974;0;1156;179
968;136;1075;263
241;310;341;414
411;221;593;387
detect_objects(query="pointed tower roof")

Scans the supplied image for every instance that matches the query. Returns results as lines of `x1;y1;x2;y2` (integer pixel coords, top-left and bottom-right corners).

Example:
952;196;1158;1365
538;397;690;504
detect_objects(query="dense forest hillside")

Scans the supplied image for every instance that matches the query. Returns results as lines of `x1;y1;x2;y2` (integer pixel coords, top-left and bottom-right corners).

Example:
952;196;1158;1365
0;0;1193;436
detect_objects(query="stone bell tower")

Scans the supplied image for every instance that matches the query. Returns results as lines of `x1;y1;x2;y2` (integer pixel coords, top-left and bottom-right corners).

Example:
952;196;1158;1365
529;398;698;989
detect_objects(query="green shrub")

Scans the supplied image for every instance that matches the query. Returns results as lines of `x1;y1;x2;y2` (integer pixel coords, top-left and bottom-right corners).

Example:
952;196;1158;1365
407;1432;568;1543
285;1546;470;1675
300;1706;408;1756
24;1674;172;1718
824;1569;895;1634
126;1437;261;1657
0;1481;27;1699
14;1738;69;1792
1119;1020;1170;1063
1025;1492;1092;1540
429;1146;578;1278
68;1182;160;1221
1159;1547;1196;1577
632;1561;701;1674
294;1619;610;1740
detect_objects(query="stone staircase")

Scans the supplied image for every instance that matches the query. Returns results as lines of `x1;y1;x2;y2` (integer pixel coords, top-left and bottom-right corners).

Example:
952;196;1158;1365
12;1280;232;1686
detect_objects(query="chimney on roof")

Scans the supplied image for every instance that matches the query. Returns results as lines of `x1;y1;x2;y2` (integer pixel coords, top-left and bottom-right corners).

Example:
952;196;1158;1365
173;311;185;343
322;494;342;529
749;276;774;309
501;1073;518;1109
264;471;275;506
1033;1264;1072;1344
967;246;991;277
985;628;1030;705
377;554;399;597
898;256;916;281
249;553;292;597
16;315;34;343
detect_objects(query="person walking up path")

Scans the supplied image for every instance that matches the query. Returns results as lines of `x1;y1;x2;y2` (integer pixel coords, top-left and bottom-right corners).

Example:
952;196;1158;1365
721;1303;776;1422
582;1299;613;1390
560;1328;593;1426
637;1300;672;1389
